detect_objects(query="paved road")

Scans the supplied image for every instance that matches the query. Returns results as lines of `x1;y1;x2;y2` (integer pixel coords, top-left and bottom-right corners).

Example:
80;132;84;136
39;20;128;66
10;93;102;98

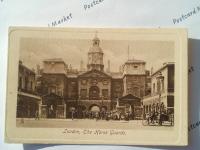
16;118;172;130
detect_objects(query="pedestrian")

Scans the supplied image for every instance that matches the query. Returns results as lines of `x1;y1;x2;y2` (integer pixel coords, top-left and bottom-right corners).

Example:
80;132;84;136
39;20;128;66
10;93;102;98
95;112;99;121
20;111;24;124
119;112;122;120
35;110;39;120
71;110;75;120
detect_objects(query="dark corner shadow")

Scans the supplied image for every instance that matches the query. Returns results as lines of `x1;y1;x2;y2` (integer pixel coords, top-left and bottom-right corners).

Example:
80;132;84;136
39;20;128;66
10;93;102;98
130;38;200;150
23;38;200;150
23;144;117;150
23;144;63;150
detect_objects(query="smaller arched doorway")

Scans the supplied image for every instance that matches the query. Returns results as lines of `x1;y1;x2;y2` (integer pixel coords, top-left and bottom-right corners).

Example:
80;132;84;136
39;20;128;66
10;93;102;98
42;93;63;118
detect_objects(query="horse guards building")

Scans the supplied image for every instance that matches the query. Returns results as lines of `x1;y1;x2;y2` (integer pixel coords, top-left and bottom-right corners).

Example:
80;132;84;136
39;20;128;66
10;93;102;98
17;35;174;120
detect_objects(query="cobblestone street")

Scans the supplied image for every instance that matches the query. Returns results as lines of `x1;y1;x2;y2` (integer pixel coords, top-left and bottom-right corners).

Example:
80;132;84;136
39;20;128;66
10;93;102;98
16;118;172;130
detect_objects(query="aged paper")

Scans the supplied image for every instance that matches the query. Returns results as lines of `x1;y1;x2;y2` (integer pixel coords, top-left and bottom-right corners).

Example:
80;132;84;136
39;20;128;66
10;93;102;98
5;27;188;145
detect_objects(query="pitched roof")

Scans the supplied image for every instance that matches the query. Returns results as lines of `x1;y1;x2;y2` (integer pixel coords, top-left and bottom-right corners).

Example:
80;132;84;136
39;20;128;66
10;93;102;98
67;73;78;78
119;94;141;101
151;62;174;76
19;60;35;75
78;69;111;78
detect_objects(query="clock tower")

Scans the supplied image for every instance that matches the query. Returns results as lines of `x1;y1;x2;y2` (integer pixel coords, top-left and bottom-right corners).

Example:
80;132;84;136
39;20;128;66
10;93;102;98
87;34;104;71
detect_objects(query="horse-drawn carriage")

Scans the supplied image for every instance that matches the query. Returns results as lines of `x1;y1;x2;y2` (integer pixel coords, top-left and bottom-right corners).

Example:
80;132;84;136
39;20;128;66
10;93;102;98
142;111;174;126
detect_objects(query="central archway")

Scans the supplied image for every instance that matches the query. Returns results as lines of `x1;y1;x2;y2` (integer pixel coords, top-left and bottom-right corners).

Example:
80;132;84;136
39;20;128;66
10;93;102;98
89;86;100;100
89;104;100;112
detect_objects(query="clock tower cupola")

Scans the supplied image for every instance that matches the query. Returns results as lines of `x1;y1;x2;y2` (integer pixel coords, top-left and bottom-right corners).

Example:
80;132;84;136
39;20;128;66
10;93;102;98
87;34;104;71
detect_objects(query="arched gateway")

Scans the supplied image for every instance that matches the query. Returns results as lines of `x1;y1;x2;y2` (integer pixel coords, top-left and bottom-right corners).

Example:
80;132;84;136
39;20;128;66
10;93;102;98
89;105;100;112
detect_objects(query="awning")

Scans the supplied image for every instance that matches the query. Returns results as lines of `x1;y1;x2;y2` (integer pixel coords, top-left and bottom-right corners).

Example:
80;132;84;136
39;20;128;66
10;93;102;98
42;93;63;100
18;91;41;101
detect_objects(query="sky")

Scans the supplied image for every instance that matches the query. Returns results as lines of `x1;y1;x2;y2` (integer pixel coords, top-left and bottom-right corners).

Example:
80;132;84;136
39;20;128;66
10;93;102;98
19;36;174;73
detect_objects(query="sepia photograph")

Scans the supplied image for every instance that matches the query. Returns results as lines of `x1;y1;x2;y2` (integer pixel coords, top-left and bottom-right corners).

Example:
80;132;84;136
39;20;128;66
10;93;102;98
5;28;188;145
17;31;175;128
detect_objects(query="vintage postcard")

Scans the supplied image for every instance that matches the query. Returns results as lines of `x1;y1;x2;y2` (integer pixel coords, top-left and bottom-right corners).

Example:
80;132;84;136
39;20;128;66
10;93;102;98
5;27;188;145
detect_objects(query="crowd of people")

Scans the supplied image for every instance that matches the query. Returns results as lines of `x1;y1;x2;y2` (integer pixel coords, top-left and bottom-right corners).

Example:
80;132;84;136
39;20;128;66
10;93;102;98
70;109;134;121
144;110;174;126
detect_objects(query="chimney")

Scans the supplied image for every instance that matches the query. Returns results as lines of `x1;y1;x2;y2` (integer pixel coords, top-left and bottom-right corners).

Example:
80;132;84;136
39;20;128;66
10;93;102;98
107;60;110;73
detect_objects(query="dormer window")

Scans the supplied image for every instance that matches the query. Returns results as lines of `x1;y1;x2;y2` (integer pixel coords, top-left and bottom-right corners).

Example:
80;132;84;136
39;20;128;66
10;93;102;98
134;65;138;68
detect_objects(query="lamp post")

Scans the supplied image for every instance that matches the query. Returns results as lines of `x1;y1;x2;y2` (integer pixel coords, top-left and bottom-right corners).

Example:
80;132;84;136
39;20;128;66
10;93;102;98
77;94;82;119
156;72;164;125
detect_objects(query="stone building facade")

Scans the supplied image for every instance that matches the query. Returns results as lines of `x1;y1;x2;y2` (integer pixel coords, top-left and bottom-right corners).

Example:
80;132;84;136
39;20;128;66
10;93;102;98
38;35;150;119
142;63;174;117
17;61;41;118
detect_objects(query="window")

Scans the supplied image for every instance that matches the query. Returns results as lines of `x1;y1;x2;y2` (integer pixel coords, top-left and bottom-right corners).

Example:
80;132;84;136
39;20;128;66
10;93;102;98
157;80;161;93
115;85;121;92
71;88;77;98
80;89;87;99
71;81;76;85
25;76;28;90
133;87;139;97
103;79;108;85
133;76;137;81
167;96;174;107
89;86;99;100
134;65;138;69
30;81;33;91
127;82;132;88
19;76;22;89
161;79;164;91
57;88;63;96
49;86;56;94
102;89;109;99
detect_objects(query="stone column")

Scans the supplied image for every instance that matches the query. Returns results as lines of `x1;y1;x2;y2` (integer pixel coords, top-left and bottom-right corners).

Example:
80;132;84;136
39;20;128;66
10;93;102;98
38;96;42;117
64;103;67;119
